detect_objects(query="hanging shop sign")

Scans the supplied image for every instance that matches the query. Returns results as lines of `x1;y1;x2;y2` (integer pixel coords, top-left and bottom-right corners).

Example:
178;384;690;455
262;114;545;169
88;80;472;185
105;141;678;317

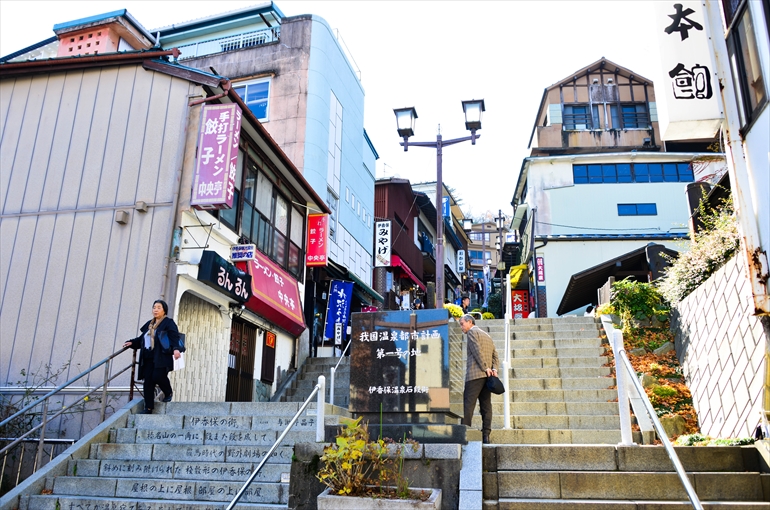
231;244;257;262
198;250;251;302
655;1;721;140
536;257;545;282
306;213;329;267
374;221;391;267
324;279;353;341
457;250;466;273
511;290;530;319
191;103;243;210
442;196;450;218
237;252;306;336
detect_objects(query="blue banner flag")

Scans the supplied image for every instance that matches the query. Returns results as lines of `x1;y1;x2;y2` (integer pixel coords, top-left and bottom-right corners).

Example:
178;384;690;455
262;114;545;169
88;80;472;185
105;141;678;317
324;279;354;340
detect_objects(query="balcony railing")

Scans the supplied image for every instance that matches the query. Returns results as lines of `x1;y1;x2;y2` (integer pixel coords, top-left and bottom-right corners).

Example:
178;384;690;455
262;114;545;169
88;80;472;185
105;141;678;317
176;27;280;61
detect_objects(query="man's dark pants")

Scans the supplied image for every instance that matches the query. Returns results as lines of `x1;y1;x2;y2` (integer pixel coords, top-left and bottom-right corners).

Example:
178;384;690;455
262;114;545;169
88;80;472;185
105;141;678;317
463;377;492;435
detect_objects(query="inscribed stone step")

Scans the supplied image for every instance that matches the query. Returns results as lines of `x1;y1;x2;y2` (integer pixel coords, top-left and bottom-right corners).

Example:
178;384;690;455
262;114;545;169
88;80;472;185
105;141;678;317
114;478;196;500
99;460;174;478
174;462;287;483
185;415;252;430
224;445;294;464
203;430;276;446
194;480;287;504
135;429;205;444
151;444;226;462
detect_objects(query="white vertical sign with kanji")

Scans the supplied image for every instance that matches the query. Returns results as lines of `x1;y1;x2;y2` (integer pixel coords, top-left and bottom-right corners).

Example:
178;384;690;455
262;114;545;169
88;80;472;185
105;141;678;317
374;221;391;267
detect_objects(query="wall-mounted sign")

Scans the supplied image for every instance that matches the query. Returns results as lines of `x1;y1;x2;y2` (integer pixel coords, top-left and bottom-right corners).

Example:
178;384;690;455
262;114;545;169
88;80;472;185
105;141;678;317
238;252;306;336
265;331;276;349
457;250;466;273
198;250;251;302
655;1;722;140
374;221;391;267
511;290;530;319
442;196;450;218
324;280;353;340
536;257;545;282
231;244;256;261
191;103;243;210
306;213;329;267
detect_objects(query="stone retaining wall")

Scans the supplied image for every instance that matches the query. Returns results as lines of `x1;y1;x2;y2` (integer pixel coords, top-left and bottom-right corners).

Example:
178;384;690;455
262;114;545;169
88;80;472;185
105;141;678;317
672;254;770;438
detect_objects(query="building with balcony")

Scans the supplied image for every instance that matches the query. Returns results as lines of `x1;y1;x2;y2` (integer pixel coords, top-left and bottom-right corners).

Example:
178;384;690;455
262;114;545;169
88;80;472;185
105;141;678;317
152;2;382;350
512;57;727;317
0;9;330;419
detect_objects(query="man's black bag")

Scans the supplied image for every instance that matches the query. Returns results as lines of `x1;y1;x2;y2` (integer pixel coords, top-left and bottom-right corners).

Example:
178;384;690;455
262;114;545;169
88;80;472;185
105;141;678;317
486;374;505;394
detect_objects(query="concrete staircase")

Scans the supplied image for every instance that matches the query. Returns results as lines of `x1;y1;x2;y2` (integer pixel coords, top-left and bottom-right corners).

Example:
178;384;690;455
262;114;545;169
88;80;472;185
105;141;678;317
451;317;624;444
23;402;344;510
280;356;350;407
482;443;770;508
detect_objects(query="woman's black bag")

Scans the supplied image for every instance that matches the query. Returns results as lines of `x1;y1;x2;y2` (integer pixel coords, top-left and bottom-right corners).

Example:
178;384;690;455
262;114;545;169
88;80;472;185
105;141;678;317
158;332;186;354
486;374;505;395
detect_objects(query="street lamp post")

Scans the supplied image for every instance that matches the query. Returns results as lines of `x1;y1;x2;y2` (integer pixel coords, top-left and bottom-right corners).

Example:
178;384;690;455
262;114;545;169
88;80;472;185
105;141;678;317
394;100;485;308
495;209;505;315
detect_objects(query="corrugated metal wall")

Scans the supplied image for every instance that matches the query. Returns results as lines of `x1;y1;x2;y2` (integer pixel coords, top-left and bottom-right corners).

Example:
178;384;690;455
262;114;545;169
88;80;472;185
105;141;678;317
0;64;192;389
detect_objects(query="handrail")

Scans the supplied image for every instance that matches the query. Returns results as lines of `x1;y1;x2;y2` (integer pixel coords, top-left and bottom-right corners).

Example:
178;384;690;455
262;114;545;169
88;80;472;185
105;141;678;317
328;340;351;408
0;345;137;487
227;375;326;510
600;315;703;510
501;273;512;429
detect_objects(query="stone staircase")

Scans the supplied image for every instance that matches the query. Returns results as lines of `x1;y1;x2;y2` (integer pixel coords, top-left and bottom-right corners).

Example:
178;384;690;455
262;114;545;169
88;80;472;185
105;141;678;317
23;401;345;509
280;356;350;407
482;443;770;508
451;317;623;444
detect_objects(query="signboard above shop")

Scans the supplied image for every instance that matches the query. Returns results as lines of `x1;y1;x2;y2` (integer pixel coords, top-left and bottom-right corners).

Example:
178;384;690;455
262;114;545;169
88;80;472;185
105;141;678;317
374;221;391;267
191;103;243;210
231;244;256;262
198;250;251;303
306;213;329;267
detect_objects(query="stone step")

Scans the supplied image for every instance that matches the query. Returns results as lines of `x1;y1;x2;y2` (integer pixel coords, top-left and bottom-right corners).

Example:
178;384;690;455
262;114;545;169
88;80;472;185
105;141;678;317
28;495;286;510
509;322;601;332
470;429;622;444
514;317;598;326
113;427;320;446
515;415;620;430
66;458;290;482
509;338;604;349
90;443;294;464
513;330;602;340
51;476;288;504
299;369;349;380
511;357;608;369
491;445;757;473
510;377;615;390
282;394;349;407
510;402;620;416
512;367;612;379
485;499;770;509
512;389;617;403
511;347;607;358
485;470;764;501
154;401;322;417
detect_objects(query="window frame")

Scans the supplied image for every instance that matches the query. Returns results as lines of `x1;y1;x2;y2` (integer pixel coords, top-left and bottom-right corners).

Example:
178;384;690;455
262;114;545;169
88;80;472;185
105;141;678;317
617;203;658;216
572;162;694;184
562;104;597;130
233;77;271;122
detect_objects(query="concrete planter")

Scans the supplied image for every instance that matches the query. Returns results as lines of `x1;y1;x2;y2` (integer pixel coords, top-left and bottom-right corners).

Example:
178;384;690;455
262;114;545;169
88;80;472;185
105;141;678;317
317;487;442;509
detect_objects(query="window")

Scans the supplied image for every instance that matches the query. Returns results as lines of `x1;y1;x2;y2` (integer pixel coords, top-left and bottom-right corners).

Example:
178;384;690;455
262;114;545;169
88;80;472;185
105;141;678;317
233;78;270;121
469;250;492;261
469;232;490;242
345;187;350;203
218;143;305;278
327;188;338;242
609;103;649;129
563;104;598;130
617;203;657;216
573;162;694;184
726;4;767;129
327;92;343;194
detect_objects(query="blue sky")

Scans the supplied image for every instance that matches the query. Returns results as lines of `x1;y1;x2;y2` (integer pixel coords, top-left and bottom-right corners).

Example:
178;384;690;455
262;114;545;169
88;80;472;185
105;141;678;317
0;1;662;219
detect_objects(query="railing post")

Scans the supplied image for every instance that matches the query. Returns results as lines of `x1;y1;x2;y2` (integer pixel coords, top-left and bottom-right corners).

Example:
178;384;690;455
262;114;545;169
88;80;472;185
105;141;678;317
316;375;326;443
329;366;335;409
613;330;635;445
34;399;49;473
100;358;110;422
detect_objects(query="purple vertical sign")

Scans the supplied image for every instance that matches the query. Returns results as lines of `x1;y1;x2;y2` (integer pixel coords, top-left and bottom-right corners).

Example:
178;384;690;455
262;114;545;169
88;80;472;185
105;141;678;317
191;103;242;210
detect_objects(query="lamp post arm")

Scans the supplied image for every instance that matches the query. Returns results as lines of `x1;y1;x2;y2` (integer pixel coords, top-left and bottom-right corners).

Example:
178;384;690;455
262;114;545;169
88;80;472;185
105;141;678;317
399;141;439;149
441;134;479;147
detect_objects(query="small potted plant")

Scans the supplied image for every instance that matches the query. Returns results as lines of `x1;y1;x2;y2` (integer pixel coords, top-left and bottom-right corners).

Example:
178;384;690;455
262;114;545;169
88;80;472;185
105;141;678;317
443;303;463;321
316;416;442;509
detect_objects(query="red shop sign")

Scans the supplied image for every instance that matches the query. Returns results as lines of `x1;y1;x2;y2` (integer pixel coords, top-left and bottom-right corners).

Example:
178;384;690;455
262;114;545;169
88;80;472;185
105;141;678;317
511;290;530;319
306;213;329;267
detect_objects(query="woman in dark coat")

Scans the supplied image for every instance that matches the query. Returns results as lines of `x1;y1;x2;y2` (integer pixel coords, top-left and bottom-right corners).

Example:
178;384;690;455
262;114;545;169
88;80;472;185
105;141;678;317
123;300;182;414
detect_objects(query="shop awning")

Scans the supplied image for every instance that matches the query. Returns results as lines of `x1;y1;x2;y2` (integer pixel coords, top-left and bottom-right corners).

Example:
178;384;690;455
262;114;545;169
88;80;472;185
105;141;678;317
237;254;306;336
391;254;426;291
556;243;678;316
327;260;384;304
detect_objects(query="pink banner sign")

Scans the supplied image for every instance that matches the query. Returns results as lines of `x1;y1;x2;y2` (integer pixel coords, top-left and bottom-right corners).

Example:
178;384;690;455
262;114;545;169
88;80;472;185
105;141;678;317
306;213;329;267
536;257;545;282
191;103;242;210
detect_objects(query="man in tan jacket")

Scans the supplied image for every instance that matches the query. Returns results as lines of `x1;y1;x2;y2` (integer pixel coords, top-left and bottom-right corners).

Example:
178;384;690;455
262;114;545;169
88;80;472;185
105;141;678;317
459;313;499;444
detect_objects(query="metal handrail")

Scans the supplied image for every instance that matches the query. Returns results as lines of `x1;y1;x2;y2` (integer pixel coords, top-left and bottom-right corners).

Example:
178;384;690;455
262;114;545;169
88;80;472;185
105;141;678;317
329;340;352;407
600;315;703;509
501;273;512;429
226;375;326;510
0;346;137;484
